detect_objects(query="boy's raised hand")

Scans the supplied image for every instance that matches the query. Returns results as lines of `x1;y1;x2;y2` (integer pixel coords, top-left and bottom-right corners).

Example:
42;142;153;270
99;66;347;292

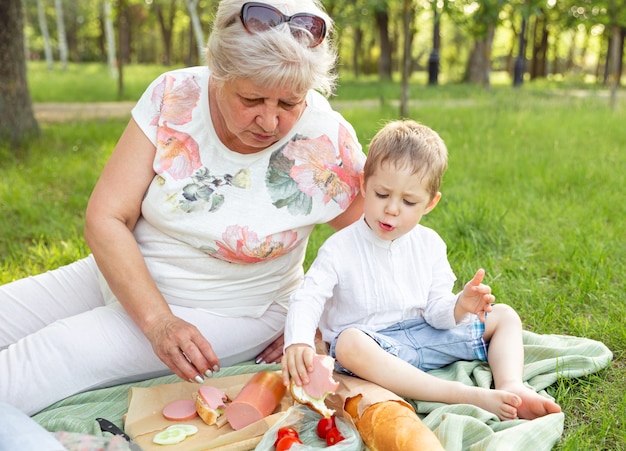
457;268;496;322
281;343;316;387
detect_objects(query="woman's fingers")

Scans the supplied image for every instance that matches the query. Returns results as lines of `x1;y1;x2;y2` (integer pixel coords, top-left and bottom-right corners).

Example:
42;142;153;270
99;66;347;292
255;334;284;364
148;316;219;382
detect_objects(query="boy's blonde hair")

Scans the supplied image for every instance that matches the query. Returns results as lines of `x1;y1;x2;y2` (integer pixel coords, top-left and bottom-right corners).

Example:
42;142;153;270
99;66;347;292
363;120;448;199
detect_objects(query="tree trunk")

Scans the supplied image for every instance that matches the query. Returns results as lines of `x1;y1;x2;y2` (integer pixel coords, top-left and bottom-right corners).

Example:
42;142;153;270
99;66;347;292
103;0;117;77
64;5;79;63
353;26;362;78
428;3;440;86
184;0;205;64
37;0;54;69
617;27;626;86
187;25;195;66
117;0;131;65
603;31;612;86
513;16;527;86
155;0;177;66
375;6;392;81
400;0;413;118
530;12;548;80
609;25;621;109
466;26;494;88
117;0;128;99
0;0;40;146
54;0;68;69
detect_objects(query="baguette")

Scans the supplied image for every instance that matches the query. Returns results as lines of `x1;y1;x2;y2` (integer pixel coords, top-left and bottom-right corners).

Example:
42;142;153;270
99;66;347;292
345;395;444;451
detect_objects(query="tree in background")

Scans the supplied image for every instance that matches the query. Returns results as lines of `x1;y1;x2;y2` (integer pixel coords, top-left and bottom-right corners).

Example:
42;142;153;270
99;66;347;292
604;0;625;108
0;0;39;146
184;0;206;64
400;0;416;116
445;0;507;87
54;0;69;69
372;0;393;80
36;0;53;69
104;0;117;77
18;0;626;89
153;0;177;66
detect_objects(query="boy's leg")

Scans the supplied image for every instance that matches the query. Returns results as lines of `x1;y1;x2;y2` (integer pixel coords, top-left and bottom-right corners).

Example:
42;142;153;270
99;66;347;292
334;327;520;421
483;304;561;419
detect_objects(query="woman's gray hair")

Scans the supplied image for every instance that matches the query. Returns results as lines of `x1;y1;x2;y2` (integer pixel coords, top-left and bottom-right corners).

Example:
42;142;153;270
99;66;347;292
205;0;337;98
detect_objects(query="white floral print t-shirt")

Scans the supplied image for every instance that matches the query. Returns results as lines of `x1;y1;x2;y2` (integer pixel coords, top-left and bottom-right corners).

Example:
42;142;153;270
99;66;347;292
127;67;365;317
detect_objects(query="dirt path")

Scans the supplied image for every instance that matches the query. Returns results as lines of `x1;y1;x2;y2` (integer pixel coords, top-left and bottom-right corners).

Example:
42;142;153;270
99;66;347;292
34;90;620;123
32;100;384;123
34;102;136;123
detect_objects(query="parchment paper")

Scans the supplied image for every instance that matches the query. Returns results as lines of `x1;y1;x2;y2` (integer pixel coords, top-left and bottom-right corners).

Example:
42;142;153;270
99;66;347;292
124;372;293;451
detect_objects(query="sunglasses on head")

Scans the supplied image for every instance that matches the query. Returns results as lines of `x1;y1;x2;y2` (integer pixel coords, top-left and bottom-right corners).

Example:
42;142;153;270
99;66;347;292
240;2;327;48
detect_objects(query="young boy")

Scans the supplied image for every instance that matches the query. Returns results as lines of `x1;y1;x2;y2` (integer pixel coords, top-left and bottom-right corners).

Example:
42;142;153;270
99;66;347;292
282;119;561;421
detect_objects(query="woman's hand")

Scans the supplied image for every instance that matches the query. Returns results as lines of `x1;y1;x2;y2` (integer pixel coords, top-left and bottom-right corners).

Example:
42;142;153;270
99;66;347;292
144;313;220;383
281;344;315;387
455;268;496;322
255;334;284;365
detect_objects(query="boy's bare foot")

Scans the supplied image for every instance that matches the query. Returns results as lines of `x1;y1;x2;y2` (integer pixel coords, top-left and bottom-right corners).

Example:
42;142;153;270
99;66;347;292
461;386;521;421
500;383;562;420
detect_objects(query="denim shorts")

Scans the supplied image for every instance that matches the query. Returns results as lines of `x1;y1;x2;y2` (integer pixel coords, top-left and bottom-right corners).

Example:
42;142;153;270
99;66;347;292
329;316;488;375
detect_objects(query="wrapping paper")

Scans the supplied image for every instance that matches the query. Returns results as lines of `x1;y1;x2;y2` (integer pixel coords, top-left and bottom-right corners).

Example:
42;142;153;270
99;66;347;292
124;372;293;451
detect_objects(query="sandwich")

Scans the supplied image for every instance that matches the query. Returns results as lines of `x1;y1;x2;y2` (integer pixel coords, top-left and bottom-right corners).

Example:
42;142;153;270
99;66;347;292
289;354;340;418
195;385;230;426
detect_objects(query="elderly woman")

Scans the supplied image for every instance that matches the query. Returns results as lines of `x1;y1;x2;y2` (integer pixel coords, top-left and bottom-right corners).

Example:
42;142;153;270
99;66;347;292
0;0;364;415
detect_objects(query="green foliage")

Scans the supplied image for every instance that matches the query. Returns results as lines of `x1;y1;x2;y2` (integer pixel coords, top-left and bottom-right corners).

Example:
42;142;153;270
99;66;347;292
5;75;626;449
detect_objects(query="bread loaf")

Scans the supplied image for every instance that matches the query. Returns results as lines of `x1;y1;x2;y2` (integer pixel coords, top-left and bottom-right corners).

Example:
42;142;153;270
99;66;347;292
345;395;444;451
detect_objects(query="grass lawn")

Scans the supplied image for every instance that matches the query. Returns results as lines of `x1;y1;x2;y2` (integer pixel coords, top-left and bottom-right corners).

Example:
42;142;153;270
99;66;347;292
2;63;624;449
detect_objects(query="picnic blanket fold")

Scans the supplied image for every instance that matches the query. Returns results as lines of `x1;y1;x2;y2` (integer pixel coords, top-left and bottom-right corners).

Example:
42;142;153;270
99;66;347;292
406;331;612;451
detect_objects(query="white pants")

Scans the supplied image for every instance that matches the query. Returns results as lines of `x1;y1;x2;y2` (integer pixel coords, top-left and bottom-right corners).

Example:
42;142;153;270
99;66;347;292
0;402;65;451
0;256;285;415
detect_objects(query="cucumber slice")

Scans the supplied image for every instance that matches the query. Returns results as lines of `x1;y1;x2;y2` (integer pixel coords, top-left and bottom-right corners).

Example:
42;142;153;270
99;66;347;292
166;424;198;436
153;427;187;445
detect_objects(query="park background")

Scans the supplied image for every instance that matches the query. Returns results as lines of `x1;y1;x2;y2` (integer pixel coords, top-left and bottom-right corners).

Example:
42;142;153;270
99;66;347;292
1;0;625;450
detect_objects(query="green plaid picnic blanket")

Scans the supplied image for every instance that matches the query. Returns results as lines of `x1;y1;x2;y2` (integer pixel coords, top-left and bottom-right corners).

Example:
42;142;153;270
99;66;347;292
34;331;612;451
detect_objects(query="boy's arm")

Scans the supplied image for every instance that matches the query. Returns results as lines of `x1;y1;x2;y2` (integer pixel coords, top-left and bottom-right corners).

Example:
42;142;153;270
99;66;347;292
283;242;341;384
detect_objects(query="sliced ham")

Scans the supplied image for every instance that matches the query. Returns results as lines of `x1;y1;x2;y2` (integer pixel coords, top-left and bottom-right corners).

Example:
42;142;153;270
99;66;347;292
301;355;339;399
198;385;227;409
162;399;198;421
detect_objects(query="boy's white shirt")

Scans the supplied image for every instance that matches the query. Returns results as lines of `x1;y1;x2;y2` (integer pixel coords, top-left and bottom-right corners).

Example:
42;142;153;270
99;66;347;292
284;216;461;349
